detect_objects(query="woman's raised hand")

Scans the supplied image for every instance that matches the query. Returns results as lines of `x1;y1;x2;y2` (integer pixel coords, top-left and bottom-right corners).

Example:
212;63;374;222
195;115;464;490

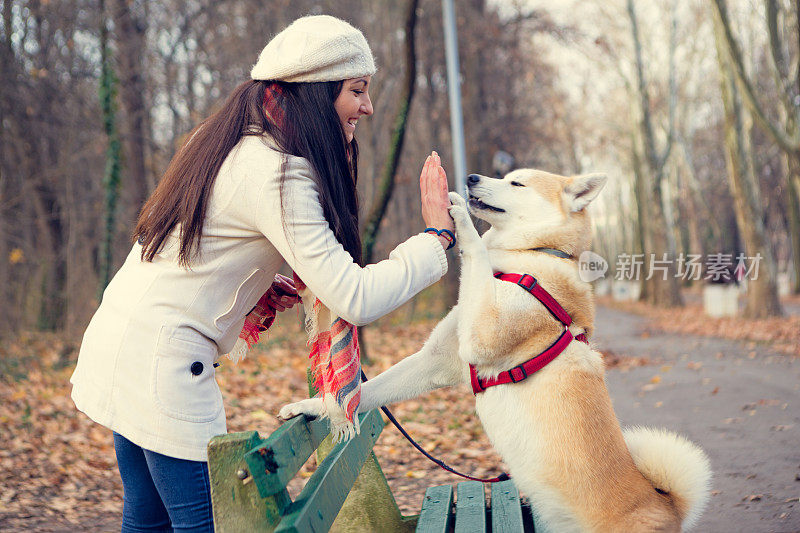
419;151;455;250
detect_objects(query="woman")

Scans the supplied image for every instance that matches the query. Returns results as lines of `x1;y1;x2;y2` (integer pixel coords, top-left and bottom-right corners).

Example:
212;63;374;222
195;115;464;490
70;15;454;532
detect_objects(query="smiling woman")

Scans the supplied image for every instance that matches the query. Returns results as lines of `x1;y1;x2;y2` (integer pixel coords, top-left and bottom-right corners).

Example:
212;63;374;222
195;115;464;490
69;14;454;533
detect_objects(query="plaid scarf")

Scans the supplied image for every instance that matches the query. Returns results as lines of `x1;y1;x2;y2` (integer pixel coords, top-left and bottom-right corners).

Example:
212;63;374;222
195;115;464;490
263;82;285;124
295;275;362;442
226;291;276;363
228;274;362;441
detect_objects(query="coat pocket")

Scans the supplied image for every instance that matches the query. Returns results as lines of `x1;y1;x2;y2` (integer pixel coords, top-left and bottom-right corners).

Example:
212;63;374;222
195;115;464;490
151;327;223;423
213;268;269;333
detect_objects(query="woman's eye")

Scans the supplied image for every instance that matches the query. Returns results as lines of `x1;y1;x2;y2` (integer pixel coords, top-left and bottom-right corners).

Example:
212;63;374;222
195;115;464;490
353;90;364;95
510;181;524;187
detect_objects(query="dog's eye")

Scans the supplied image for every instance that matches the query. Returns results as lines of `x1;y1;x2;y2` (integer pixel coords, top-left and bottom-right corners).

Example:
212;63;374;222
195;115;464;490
510;181;525;187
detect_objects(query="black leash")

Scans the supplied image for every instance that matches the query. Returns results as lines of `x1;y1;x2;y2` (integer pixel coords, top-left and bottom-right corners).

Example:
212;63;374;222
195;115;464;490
217;356;508;482
360;369;510;483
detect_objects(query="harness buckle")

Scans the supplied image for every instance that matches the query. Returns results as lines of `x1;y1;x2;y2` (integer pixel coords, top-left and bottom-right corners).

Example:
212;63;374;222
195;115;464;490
509;365;528;383
516;274;537;291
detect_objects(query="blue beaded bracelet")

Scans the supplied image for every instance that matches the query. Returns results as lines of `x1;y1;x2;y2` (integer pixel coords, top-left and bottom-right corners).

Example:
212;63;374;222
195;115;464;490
424;227;456;250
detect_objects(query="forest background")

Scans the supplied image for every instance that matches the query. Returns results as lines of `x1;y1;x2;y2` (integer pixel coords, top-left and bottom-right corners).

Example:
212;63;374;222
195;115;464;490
3;0;799;339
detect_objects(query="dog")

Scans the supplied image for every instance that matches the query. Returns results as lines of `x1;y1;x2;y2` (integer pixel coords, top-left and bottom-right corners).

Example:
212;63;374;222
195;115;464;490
279;169;711;532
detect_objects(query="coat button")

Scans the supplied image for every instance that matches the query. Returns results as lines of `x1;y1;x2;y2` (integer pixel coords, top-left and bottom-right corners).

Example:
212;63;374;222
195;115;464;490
190;361;204;375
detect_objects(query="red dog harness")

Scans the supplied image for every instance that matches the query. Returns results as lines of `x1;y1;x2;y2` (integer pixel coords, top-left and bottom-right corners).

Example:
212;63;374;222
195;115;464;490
469;272;589;394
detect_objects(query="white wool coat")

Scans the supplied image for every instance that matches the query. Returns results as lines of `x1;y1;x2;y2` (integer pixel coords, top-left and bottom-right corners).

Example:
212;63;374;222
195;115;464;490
70;135;448;461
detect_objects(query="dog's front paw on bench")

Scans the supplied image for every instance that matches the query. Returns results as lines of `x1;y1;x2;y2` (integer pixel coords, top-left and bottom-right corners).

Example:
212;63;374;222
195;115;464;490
277;398;325;421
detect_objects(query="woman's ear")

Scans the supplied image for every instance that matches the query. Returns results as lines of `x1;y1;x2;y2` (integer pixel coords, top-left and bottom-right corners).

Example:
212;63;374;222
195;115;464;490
563;173;607;212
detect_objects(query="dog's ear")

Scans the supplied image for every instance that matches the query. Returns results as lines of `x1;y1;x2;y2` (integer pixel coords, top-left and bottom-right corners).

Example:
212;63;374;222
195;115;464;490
563;173;607;212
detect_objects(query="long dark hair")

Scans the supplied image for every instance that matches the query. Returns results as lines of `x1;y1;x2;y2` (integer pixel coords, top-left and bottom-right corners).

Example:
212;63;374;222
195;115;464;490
133;79;362;266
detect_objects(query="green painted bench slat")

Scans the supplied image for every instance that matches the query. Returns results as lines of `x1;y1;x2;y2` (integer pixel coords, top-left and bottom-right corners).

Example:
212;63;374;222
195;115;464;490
273;409;385;533
454;481;486;533
415;484;454;533
244;412;331;498
208;431;292;532
491;479;525;532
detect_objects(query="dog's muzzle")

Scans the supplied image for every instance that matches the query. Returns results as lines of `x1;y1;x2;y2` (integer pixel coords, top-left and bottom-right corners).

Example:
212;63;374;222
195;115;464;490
468;194;505;213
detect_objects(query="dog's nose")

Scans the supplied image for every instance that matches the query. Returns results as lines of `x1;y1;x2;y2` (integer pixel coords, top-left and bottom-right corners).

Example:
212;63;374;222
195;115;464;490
467;174;481;185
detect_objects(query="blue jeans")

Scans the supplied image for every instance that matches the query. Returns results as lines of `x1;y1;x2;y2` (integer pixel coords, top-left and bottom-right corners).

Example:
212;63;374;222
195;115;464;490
113;432;214;532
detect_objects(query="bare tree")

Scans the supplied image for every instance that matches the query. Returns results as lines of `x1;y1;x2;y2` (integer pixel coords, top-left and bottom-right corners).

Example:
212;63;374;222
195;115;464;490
711;0;800;293
361;0;420;264
98;0;123;294
111;0;152;219
627;0;683;307
712;6;783;317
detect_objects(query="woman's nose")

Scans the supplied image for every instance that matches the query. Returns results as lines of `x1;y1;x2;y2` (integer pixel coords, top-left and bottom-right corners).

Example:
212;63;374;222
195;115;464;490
361;96;373;116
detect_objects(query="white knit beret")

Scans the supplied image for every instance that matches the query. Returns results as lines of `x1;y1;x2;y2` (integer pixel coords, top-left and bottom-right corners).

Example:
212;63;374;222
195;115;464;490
251;15;376;83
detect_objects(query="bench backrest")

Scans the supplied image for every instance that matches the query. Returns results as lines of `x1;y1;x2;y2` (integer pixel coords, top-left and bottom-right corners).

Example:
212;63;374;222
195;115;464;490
208;409;384;532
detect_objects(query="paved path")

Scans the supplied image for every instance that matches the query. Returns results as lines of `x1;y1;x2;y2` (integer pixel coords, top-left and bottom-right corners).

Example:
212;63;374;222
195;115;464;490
595;305;800;533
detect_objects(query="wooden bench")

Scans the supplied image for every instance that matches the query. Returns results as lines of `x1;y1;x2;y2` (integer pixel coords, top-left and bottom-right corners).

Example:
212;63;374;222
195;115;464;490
208;409;535;532
417;481;535;532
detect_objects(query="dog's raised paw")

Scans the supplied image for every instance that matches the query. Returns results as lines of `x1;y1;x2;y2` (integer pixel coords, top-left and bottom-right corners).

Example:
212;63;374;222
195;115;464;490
448;193;471;226
448;191;467;210
447;192;482;248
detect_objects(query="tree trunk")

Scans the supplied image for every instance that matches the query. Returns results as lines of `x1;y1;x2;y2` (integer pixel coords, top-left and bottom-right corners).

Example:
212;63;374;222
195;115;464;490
645;168;683;307
358;0;419;362
784;154;800;292
360;0;419;265
711;0;800;293
630;130;649;301
98;0;124;295
627;0;682;307
0;0;12;333
714;14;783;317
111;0;150;230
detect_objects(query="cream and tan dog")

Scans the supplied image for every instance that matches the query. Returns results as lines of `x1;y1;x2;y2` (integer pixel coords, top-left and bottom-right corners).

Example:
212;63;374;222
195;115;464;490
280;170;711;532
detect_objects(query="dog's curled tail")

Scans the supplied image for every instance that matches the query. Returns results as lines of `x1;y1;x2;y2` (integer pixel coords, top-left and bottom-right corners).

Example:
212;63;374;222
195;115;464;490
623;426;712;530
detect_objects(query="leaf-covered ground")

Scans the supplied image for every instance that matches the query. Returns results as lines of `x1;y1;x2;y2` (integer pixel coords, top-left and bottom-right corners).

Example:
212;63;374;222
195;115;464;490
0;315;506;531
1;292;796;531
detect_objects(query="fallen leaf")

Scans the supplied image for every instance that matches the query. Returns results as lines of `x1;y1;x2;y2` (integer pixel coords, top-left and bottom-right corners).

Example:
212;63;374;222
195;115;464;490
249;409;271;420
